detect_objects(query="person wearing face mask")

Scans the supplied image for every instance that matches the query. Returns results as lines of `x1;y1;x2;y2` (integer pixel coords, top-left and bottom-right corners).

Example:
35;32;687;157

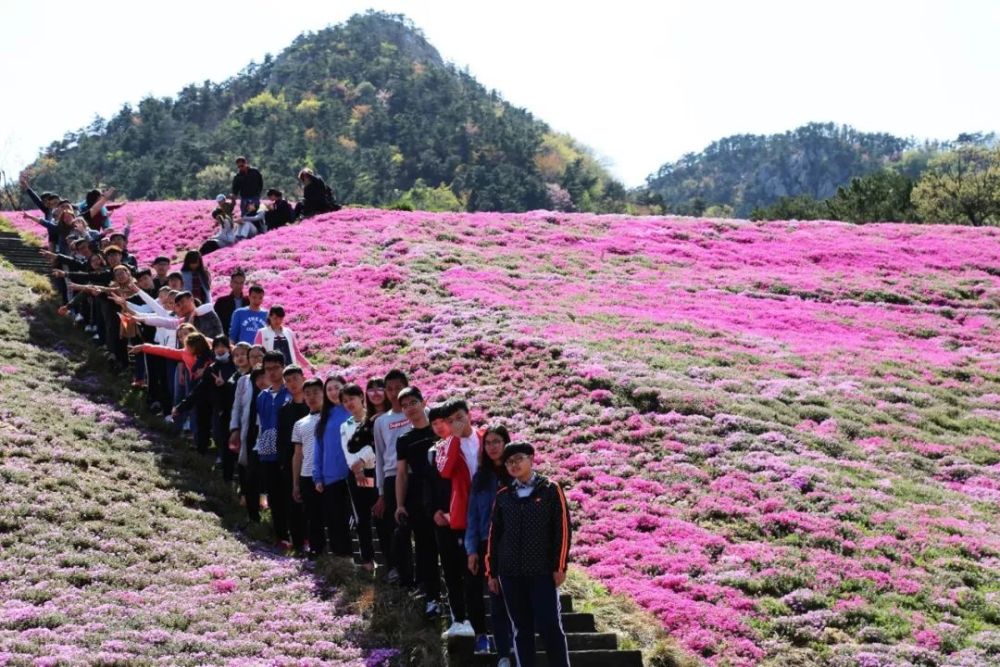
171;336;238;461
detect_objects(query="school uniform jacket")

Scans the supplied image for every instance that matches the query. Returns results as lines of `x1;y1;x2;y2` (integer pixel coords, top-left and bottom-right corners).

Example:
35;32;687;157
253;325;311;370
485;474;571;579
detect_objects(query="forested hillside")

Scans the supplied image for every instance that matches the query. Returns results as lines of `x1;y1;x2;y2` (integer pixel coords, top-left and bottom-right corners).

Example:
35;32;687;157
20;12;625;213
644;123;912;217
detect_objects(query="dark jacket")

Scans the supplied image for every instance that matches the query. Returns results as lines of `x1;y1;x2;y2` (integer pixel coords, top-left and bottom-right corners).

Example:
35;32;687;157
213;293;245;334
186;310;224;340
264;199;294;229
301;177;333;217
232;168;264;199
486;474;571;579
174;358;237;414
277;399;310;469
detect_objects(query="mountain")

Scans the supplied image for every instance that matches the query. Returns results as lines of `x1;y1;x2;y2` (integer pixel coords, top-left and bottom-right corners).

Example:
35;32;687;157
644;123;914;216
22;12;625;213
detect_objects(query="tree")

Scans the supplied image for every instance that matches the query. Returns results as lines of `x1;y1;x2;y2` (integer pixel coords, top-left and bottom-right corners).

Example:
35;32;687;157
825;169;917;223
912;147;1000;226
749;195;825;221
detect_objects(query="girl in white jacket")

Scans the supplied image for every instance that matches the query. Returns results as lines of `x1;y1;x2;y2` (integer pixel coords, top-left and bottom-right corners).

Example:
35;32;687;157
253;305;311;371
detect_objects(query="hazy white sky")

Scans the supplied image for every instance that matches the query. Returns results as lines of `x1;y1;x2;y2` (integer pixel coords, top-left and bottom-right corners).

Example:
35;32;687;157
1;0;997;187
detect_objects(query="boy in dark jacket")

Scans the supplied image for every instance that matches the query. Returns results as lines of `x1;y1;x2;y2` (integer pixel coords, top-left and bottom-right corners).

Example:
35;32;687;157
486;443;571;667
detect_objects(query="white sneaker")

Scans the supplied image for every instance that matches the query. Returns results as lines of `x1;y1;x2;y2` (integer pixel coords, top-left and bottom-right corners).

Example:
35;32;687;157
443;621;466;639
456;620;475;637
74;314;84;324
497;659;511;667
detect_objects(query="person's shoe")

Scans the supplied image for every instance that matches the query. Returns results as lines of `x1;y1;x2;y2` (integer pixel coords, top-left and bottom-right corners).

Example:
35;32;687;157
474;634;490;653
456;620;476;638
385;568;400;584
497;658;511;667
424;600;440;618
74;313;84;324
443;621;466;639
91;333;100;341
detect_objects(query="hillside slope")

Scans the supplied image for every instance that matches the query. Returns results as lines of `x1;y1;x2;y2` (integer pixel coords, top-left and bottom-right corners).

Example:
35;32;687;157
20;12;623;213
0;263;378;665
10;205;1000;666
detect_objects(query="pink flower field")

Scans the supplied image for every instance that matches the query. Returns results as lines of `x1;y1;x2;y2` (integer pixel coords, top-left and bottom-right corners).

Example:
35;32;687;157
10;204;1000;666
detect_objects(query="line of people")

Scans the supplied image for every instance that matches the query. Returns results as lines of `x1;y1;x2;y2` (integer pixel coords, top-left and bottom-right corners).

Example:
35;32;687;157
19;168;574;667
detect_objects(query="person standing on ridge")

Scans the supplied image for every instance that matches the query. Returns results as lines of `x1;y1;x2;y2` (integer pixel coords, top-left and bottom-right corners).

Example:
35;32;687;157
232;156;264;217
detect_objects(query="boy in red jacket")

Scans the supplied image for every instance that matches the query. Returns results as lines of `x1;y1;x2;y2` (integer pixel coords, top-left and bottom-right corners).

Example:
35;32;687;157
434;399;482;641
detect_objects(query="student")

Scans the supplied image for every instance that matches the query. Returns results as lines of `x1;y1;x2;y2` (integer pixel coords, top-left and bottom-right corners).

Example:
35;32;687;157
312;375;353;557
219;342;252;479
426;405;474;638
372;369;412;583
366;378;388;418
230;347;267;521
132;331;214;449
214;269;247;335
151;256;171;290
340;382;378;570
253;305;310;370
466;424;514;658
292;378;326;560
166;271;184;291
264;189;294;230
180;250;212;304
229;285;267;344
276;365;309;553
129;290;223;340
487;443;572;667
171;336;237;459
255;351;292;543
394;387;442;614
436;399;485;637
232;156;264;217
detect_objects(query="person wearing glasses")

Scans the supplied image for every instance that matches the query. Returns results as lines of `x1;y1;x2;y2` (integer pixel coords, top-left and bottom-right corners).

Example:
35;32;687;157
486;443;572;667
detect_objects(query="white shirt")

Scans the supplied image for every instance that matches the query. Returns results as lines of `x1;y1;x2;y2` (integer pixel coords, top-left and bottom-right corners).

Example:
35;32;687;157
460;432;480;481
292;413;320;478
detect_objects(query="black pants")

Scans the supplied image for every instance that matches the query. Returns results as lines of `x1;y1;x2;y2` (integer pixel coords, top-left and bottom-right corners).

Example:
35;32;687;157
348;476;376;564
321;479;353;556
280;463;305;551
398;509;439;596
145;354;170;411
240;450;261;522
501;575;570;667
260;460;289;542
475;541;507;647
437;527;476;624
375;477;398;571
214;410;236;481
299;476;325;555
194;400;212;455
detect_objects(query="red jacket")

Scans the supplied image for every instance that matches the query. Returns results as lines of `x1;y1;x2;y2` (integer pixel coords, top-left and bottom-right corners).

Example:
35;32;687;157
436;429;483;531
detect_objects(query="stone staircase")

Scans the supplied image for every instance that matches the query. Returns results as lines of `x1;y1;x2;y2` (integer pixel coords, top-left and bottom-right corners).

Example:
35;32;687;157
0;231;50;273
350;533;644;666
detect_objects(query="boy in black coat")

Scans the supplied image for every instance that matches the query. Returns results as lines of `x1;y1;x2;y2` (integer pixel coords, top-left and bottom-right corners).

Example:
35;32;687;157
486;442;571;667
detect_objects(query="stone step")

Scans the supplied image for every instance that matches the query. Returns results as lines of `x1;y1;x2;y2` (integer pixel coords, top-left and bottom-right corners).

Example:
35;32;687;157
468;649;643;667
486;612;595;634
477;632;617;651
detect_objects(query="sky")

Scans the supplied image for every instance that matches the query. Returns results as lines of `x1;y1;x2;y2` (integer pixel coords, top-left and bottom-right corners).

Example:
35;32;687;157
1;0;998;187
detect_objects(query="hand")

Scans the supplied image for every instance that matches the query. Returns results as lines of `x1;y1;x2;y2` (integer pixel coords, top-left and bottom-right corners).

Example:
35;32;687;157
127;344;144;356
212;371;224;387
314;482;324;493
467;554;479;576
394;506;408;524
372;496;385;519
109;293;127;306
51;269;65;278
433;510;450;528
292;486;302;504
553;571;566;587
38;249;55;259
125;213;134;225
18;171;29;189
102;187;116;199
488;577;500;595
350;460;363;474
228;431;240;453
171;407;180;419
57;305;69;317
